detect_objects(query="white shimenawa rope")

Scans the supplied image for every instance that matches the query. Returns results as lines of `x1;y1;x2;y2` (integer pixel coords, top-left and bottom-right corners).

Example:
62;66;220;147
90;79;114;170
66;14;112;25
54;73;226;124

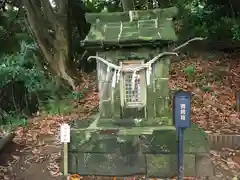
88;52;178;91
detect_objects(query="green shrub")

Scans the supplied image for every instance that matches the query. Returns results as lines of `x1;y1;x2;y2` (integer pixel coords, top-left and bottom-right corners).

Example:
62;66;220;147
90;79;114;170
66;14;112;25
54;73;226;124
183;65;196;81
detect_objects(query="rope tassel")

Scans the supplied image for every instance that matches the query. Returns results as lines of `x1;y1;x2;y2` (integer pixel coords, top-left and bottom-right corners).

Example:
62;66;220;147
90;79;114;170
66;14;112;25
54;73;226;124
106;66;110;81
116;70;121;83
146;65;152;86
111;70;117;88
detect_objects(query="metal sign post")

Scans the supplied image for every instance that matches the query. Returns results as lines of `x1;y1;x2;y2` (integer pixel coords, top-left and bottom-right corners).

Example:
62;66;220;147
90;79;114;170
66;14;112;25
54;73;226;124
173;91;191;180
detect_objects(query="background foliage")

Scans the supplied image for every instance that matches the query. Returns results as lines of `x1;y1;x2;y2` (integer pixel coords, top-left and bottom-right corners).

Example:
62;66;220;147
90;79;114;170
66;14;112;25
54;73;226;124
0;0;239;126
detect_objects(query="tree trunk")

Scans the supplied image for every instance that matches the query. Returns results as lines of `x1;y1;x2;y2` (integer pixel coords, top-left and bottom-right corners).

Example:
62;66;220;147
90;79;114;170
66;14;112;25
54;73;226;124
147;0;153;9
121;0;135;11
135;0;148;10
21;0;79;89
51;0;78;89
121;0;151;11
52;23;77;89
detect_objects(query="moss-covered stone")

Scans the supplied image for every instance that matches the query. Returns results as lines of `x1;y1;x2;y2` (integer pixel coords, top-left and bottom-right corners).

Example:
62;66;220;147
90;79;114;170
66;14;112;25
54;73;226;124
82;7;178;48
67;122;211;177
66;5;214;178
146;154;196;177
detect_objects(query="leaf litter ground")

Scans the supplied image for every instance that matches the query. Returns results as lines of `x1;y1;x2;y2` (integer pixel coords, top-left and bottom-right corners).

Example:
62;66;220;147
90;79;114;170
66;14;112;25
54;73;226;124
0;53;240;180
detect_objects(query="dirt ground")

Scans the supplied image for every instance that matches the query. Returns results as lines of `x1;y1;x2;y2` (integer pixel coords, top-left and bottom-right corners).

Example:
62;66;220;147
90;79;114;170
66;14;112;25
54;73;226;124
0;141;62;180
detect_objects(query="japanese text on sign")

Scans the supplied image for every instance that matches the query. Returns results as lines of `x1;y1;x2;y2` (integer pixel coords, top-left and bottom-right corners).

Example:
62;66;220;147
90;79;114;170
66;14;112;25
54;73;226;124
60;123;70;143
180;104;186;120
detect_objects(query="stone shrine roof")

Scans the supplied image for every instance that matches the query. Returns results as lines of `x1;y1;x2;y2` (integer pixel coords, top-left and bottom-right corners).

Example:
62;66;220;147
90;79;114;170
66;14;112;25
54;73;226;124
81;7;178;49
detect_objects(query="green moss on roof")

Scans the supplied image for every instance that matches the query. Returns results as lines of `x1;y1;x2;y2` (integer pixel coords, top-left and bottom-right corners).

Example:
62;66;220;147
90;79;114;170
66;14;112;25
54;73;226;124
81;7;178;48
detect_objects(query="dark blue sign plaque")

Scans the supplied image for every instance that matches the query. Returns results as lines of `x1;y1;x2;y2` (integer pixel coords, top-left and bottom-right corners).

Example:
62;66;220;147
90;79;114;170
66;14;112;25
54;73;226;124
173;91;191;128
